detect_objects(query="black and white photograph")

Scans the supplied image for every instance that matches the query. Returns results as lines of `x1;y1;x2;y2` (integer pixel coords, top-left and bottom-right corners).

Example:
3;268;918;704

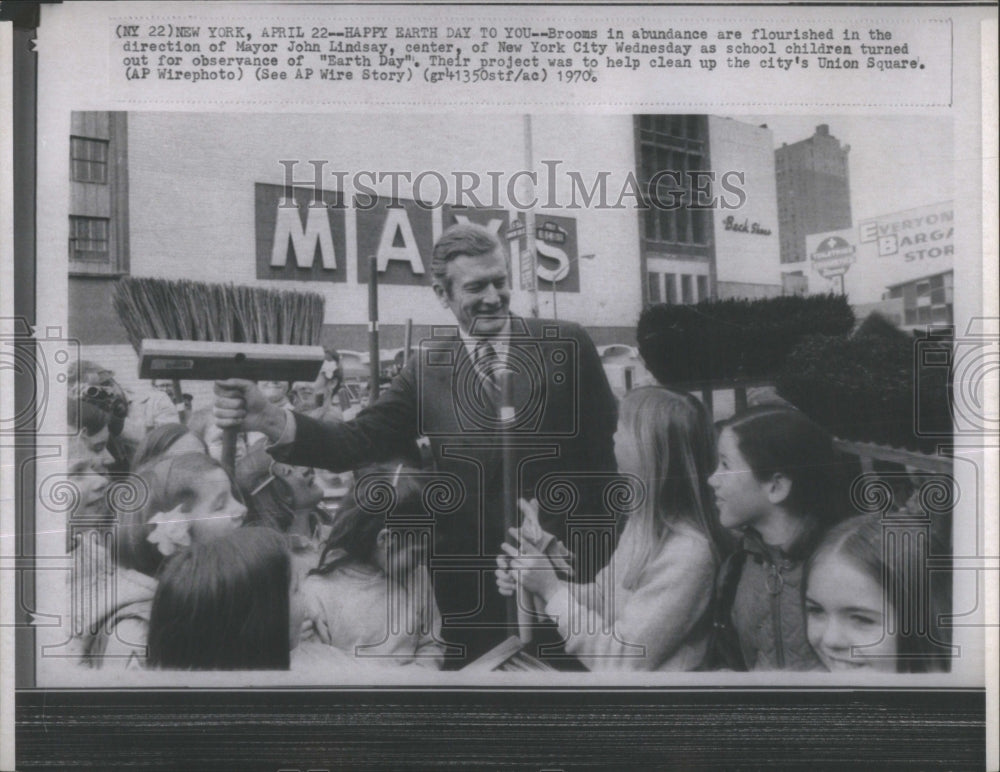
2;1;996;769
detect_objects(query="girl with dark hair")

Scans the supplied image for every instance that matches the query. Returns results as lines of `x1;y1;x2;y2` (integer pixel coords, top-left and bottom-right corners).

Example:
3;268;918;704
235;440;330;541
147;527;297;670
131;423;208;469
68;396;116;473
497;387;728;671
72;452;246;667
300;463;446;668
706;405;845;671
804;513;951;673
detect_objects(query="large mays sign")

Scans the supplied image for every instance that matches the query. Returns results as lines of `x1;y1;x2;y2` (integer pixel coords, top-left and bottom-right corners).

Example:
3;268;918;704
255;183;580;292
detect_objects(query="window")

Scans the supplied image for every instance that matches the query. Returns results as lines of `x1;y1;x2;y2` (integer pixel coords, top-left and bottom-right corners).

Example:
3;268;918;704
664;273;677;304
68;112;129;275
681;274;693;304
647;272;662;303
931;305;951;323
69;216;110;262
691;208;708;244
636;115;709;248
70;136;109;183
697;275;709;302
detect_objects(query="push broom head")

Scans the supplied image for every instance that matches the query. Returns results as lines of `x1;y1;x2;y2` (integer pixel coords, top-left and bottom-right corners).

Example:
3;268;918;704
113;277;327;381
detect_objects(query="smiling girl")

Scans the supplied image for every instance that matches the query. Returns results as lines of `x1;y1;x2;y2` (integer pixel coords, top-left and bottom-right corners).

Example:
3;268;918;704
118;452;247;576
804;513;950;673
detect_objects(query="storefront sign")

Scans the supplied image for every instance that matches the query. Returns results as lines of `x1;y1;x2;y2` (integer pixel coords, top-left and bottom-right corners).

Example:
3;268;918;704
442;204;510;241
809;233;856;294
721;215;772;236
255;183;348;282
355;195;434;286
257;184;578;292
506;215;580;293
808;202;954;301
535;216;579;292
858;204;953;264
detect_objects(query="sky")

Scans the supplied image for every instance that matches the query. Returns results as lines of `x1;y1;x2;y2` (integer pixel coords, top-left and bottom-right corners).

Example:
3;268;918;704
735;114;954;224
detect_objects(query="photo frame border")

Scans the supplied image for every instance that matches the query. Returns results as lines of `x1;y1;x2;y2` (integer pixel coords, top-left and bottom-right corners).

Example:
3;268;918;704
4;1;995;768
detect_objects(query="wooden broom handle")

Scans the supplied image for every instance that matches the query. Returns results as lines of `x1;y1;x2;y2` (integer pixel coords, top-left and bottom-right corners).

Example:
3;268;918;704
221;427;238;475
170;378;188;425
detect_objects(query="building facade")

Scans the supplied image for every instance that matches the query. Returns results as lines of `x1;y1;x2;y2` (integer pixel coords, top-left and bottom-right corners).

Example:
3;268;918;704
886;271;954;327
775;124;852;267
707;116;783;300
635;115;714;307
67;112;789;400
636;114;783;306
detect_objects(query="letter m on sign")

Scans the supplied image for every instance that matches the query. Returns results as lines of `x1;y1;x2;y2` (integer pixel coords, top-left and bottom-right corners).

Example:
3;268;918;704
255;183;347;282
272;207;336;268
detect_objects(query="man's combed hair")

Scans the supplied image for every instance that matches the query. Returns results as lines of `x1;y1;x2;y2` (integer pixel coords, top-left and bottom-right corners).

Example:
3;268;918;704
430;223;504;294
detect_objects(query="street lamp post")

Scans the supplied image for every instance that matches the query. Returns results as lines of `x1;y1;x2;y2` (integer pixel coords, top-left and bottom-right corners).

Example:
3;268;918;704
522;115;539;318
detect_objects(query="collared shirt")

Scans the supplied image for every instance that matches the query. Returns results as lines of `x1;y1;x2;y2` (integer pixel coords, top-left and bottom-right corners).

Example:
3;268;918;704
458;315;511;369
271;408;298;448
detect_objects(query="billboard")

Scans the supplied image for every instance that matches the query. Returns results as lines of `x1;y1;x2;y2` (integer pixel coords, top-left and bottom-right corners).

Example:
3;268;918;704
707;116;782;288
806;202;953;302
806;229;856;295
257;185;577;292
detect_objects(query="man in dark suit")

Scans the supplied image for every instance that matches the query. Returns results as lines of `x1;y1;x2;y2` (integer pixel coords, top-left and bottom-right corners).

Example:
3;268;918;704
215;223;618;666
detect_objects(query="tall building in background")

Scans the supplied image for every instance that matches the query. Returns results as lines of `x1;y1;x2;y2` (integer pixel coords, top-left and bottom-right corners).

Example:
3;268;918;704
775;124;852;268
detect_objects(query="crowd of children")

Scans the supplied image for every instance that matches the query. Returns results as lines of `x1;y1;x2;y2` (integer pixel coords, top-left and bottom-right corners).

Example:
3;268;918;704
63;358;950;675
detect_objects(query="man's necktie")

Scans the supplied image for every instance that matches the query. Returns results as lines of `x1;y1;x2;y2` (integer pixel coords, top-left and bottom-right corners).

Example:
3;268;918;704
474;340;501;407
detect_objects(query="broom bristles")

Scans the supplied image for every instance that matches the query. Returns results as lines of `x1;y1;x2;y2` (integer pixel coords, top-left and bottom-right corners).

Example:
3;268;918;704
113;276;326;353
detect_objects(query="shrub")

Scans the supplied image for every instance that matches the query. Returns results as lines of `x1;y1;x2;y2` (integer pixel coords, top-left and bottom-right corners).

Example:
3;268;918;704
776;328;952;452
636;294;855;384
